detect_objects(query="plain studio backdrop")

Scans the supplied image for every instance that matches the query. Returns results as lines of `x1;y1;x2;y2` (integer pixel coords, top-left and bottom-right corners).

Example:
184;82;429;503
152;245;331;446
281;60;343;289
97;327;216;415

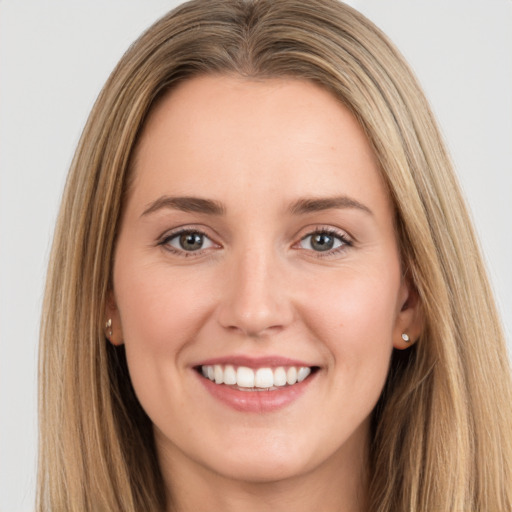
0;1;511;510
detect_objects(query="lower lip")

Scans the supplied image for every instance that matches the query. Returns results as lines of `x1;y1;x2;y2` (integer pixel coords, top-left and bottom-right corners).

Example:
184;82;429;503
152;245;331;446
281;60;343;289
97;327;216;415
196;371;316;413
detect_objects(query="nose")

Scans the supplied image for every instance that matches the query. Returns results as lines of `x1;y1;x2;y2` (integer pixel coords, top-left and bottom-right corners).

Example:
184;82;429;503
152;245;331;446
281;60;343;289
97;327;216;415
217;246;294;337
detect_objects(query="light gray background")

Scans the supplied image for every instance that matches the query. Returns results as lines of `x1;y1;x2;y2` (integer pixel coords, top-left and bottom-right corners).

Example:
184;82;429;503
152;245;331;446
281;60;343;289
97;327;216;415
1;1;511;510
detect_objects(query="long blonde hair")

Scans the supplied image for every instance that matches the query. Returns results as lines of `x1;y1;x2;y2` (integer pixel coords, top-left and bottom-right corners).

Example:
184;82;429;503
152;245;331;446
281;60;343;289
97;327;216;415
38;1;512;510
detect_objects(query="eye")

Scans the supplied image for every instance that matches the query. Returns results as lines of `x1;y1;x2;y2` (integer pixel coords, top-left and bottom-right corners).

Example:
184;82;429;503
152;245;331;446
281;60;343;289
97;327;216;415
298;229;351;253
162;230;216;253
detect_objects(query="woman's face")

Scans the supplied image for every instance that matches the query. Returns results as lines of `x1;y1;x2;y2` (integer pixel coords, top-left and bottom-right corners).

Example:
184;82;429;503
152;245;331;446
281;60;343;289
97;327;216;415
110;76;420;484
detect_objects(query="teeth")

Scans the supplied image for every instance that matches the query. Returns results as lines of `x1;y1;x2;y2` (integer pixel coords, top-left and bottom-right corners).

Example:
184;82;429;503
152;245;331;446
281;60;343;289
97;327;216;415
255;368;274;388
286;366;297;385
200;364;313;389
297;367;311;382
214;364;223;384
273;367;287;387
223;365;237;385
237;366;255;388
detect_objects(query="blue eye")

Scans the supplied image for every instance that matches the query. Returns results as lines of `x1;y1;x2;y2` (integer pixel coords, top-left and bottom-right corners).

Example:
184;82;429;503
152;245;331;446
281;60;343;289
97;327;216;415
299;230;350;253
163;230;216;253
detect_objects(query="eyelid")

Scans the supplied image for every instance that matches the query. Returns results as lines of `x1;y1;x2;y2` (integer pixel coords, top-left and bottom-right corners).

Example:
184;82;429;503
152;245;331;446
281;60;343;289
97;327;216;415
156;224;353;258
158;225;222;256
293;225;353;257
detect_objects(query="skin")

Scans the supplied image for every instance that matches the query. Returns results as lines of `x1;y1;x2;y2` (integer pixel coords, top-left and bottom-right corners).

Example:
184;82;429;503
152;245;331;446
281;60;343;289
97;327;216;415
108;75;422;512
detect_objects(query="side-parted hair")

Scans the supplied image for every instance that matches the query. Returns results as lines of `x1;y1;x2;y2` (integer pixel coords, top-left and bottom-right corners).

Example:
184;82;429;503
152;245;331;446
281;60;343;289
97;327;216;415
38;1;512;510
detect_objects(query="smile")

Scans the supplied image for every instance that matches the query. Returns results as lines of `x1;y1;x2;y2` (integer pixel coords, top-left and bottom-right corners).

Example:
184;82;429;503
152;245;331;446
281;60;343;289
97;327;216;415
200;364;313;390
195;360;319;412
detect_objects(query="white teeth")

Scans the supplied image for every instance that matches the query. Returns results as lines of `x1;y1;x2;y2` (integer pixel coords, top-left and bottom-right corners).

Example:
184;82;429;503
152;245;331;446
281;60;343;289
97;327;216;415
214;364;223;384
286;366;297;385
255;368;274;388
200;364;314;389
223;364;237;385
297;367;311;382
237;366;255;388
273;367;287;387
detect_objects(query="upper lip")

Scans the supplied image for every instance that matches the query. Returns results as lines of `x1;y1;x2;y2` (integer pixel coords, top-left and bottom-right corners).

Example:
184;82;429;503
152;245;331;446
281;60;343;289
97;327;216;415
194;355;317;369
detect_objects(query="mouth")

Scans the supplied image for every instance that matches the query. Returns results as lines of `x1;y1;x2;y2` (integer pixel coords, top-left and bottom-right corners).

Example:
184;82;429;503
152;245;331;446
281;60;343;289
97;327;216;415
196;364;319;391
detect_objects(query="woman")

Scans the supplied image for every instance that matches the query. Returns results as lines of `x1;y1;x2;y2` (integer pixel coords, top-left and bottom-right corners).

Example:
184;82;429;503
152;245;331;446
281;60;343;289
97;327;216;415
38;0;512;510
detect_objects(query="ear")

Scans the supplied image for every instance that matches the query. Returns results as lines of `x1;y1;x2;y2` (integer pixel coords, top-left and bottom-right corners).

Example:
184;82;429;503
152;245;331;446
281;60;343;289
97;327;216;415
393;276;423;350
104;290;124;346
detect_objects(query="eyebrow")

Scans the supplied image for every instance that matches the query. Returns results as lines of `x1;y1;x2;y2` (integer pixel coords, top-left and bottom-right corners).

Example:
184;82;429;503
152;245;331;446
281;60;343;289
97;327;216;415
141;196;225;217
141;194;372;218
288;196;373;216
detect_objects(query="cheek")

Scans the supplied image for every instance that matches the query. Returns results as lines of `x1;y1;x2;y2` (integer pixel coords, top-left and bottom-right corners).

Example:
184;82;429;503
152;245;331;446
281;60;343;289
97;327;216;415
113;260;220;423
303;263;399;329
112;259;220;418
115;262;214;351
299;264;400;382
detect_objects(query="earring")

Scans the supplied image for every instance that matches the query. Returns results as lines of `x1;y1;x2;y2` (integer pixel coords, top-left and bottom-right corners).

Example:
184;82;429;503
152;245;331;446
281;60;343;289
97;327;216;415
401;333;410;343
105;318;113;337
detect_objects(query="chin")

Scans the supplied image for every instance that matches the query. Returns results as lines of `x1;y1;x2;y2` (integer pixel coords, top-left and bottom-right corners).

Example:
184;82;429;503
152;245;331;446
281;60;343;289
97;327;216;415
208;454;309;484
196;434;320;484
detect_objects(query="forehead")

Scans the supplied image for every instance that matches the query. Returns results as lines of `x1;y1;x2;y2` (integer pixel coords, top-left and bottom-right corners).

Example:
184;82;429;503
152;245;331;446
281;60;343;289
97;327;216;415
129;75;389;214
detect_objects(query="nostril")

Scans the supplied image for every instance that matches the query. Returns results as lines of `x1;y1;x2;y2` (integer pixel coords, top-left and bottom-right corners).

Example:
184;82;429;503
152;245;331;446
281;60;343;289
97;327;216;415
216;275;294;336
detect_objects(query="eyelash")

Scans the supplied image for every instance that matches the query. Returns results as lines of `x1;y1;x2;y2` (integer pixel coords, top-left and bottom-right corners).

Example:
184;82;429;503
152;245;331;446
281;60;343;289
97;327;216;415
158;228;216;257
296;227;353;258
158;226;353;258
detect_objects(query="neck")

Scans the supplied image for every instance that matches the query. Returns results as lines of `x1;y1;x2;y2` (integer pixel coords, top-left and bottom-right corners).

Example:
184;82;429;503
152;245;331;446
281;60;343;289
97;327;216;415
158;426;369;512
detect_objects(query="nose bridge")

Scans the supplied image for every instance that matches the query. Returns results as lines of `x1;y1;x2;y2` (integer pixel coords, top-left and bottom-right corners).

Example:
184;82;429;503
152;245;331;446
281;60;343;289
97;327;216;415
218;238;292;336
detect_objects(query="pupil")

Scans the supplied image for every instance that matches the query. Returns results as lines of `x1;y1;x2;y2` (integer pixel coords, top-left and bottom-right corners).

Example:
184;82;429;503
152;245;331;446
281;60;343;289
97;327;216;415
311;233;334;251
180;233;203;251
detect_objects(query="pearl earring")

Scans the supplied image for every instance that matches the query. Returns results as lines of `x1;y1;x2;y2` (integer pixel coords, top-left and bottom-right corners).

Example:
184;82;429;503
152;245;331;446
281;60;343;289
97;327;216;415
105;318;113;337
401;333;410;343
